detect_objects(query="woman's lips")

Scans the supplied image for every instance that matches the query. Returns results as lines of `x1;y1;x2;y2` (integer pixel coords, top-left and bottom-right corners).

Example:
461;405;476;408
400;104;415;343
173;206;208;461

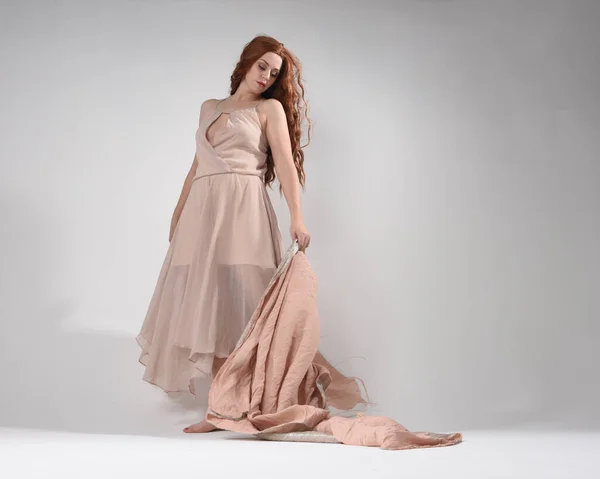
257;81;266;88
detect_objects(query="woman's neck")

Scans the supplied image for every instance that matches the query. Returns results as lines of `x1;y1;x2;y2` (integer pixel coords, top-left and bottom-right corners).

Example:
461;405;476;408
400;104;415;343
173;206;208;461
230;85;261;103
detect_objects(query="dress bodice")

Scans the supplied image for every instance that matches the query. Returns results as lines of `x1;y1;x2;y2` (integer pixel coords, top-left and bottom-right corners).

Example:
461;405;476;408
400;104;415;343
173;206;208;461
194;99;268;180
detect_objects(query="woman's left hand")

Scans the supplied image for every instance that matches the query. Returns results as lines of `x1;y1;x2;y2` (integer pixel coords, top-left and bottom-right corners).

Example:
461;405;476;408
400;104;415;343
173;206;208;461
290;219;311;251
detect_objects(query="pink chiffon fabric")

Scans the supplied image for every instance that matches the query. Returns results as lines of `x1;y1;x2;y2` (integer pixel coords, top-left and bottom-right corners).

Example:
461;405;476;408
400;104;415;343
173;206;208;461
206;241;463;450
136;99;283;395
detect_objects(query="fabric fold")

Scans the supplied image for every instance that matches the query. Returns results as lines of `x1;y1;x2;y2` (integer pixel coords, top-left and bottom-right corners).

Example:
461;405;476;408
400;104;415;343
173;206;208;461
206;241;463;450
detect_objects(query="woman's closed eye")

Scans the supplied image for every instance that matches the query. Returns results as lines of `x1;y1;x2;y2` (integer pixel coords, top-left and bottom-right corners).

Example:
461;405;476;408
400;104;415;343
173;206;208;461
259;65;278;78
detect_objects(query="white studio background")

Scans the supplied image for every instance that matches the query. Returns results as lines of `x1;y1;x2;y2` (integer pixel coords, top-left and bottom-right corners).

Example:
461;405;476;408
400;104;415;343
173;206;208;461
0;0;598;436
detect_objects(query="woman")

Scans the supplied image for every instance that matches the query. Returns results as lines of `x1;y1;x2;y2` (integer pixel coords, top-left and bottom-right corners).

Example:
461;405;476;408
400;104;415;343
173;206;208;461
136;35;312;433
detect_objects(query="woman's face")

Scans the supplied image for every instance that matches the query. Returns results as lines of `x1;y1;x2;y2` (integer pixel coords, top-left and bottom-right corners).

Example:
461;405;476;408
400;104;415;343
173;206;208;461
246;52;282;93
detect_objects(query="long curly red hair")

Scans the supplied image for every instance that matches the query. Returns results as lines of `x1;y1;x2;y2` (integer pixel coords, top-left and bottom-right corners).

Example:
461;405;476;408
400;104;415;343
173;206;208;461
229;35;311;193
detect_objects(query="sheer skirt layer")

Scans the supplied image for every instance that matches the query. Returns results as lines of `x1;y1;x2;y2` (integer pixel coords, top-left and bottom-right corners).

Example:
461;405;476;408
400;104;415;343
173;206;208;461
137;173;283;395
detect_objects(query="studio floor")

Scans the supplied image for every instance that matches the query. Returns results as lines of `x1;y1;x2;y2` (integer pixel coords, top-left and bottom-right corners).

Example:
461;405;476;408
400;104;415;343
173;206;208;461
1;427;598;478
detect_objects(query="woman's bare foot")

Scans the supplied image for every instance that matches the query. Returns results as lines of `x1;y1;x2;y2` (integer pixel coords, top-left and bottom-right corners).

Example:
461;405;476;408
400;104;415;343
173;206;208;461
183;419;220;433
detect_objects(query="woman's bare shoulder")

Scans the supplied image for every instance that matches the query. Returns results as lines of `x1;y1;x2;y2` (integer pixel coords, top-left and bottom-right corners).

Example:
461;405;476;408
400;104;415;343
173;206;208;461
198;98;220;121
200;98;220;111
261;98;285;122
260;97;284;116
262;97;282;109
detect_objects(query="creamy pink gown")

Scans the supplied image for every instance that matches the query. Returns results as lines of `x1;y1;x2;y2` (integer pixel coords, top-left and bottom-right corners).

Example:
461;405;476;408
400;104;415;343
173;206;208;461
137;99;283;395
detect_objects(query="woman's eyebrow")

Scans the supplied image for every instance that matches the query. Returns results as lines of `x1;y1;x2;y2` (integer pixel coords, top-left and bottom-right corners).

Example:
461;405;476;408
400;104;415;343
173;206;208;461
259;59;279;72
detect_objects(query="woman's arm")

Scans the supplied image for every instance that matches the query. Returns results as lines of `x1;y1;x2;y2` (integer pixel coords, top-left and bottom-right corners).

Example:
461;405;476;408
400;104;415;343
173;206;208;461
263;99;311;250
169;154;198;242
169;100;215;242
